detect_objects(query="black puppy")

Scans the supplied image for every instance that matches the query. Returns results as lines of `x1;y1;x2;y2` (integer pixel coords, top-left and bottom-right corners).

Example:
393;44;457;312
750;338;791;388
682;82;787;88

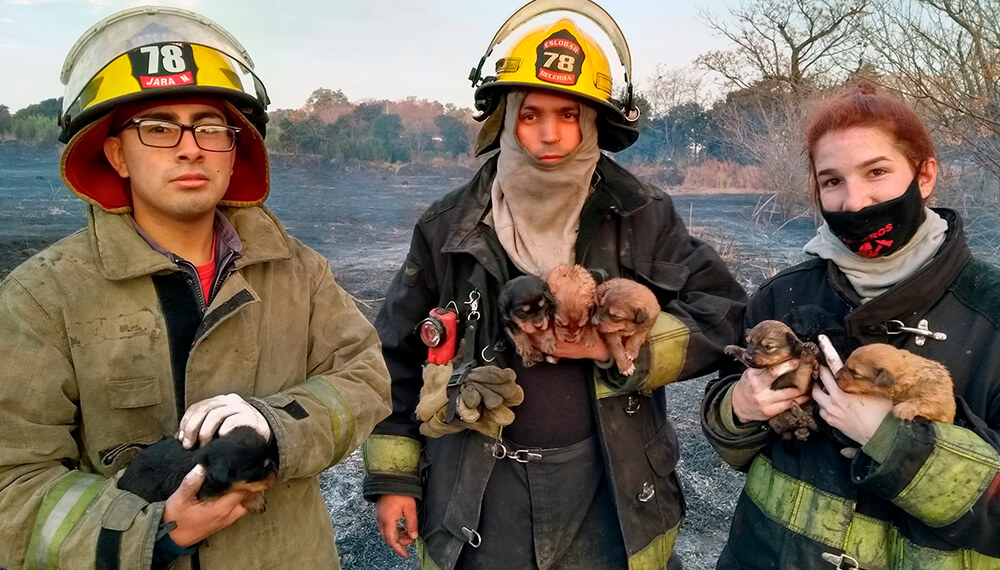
781;304;858;359
498;274;558;366
117;426;276;513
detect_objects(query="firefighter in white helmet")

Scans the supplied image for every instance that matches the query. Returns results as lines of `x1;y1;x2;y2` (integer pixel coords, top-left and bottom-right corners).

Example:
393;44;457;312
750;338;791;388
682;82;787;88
0;6;390;568
363;1;746;568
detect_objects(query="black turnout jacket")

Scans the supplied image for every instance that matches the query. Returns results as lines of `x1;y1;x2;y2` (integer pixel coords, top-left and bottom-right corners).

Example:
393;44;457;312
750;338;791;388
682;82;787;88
364;154;746;569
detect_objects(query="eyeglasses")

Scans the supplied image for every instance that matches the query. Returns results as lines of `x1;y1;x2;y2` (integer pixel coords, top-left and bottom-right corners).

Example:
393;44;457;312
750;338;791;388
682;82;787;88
120;118;240;152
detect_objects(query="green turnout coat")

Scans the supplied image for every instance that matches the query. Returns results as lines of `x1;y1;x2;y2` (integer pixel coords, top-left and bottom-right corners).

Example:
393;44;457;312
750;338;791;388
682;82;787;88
0;205;391;569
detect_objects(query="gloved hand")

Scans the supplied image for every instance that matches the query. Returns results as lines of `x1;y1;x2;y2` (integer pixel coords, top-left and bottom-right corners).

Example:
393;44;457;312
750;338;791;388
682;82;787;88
177;393;271;449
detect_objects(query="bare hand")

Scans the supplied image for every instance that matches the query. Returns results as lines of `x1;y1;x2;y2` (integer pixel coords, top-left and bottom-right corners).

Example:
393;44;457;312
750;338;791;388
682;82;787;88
812;335;892;445
548;333;610;361
163;465;250;547
376;494;418;558
177;393;270;449
731;358;811;423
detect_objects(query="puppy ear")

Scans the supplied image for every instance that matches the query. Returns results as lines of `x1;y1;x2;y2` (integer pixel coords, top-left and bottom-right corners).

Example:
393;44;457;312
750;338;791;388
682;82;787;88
543;289;556;306
784;332;801;350
874;368;895;387
634;308;648;324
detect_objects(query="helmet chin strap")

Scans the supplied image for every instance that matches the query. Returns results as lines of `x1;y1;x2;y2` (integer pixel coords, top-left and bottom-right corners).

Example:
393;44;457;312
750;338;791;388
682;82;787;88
469;0;635;116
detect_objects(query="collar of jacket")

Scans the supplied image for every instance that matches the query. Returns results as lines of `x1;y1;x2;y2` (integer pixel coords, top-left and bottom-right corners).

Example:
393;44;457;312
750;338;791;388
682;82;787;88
440;153;656;259
839;208;972;335
87;205;294;281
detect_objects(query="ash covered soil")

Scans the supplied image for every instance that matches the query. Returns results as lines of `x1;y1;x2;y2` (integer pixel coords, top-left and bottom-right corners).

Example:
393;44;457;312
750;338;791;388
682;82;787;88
0;149;824;570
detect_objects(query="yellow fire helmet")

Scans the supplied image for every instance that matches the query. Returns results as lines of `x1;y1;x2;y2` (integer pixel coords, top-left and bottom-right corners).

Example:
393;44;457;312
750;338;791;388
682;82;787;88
58;6;271;212
470;0;640;153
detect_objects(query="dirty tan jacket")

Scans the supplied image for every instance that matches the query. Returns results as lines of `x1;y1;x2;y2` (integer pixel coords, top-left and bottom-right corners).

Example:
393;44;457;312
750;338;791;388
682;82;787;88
0;205;391;569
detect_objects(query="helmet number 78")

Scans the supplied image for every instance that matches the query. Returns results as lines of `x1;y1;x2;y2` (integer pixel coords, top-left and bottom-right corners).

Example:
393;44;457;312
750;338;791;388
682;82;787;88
543;52;576;73
139;45;187;74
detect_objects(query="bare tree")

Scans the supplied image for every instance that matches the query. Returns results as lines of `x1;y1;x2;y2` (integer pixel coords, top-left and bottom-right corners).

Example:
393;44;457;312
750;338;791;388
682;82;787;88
698;0;869;95
712;87;814;223
642;64;710;117
859;0;1000;180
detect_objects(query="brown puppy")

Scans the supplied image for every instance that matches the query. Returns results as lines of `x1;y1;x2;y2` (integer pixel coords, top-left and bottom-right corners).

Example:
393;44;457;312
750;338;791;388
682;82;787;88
726;320;820;440
592;278;660;375
499;274;558;366
117;426;277;513
545;264;598;347
836;343;955;423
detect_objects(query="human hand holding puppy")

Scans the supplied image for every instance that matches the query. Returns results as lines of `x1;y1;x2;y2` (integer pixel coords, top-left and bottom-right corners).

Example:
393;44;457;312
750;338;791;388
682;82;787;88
164;394;274;547
812;335;892;445
163;465;253;547
732;358;811;424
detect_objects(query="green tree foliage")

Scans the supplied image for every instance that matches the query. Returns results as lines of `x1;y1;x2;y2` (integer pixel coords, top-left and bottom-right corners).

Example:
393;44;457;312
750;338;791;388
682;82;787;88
434;114;469;156
11;114;60;147
0;105;11;136
13;98;62;120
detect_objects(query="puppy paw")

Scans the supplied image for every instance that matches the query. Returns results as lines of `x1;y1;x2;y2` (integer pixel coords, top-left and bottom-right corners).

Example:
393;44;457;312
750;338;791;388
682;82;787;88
242;492;267;514
893;401;920;422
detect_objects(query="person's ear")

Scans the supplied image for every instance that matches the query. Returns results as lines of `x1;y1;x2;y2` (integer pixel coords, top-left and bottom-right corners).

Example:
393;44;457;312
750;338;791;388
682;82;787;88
103;136;129;179
917;157;937;200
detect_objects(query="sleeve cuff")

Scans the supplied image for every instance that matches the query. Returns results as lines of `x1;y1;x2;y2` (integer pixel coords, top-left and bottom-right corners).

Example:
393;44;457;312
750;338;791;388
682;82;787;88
861;412;902;464
720;383;765;435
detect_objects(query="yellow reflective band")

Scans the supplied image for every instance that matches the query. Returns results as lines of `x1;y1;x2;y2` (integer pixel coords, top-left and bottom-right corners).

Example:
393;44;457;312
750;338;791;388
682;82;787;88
629;520;681;570
643;312;688;390
300;376;355;464
27;472;105;570
747;455;1000;569
363;434;421;478
894;422;1000;527
415;538;444;569
595;376;615;399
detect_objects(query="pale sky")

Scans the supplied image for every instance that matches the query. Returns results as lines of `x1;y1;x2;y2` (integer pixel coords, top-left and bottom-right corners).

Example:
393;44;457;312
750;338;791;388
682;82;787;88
0;0;736;113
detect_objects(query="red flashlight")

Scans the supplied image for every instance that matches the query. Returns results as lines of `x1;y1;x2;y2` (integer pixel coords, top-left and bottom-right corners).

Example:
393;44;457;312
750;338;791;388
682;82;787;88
419;308;458;364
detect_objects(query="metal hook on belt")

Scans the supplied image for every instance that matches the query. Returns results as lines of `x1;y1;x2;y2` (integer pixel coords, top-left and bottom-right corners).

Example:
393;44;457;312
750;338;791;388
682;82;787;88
821;552;859;569
488;440;542;463
885;319;947;346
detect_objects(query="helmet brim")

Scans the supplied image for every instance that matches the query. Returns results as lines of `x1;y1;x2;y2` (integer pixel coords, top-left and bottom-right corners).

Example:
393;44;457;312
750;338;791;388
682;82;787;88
61;98;269;212
473;83;638;154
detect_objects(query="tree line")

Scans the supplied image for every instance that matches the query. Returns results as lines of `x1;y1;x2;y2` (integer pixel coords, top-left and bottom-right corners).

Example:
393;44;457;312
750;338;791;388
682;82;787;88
5;0;1000;222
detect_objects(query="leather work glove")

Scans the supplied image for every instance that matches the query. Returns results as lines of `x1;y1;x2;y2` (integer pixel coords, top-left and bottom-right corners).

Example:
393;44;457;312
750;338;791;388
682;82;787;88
456;366;523;424
416;359;466;438
415;344;523;438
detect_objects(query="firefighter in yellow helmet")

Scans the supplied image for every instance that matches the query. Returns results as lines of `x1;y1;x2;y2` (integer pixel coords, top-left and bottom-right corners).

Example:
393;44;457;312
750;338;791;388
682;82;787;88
0;6;390;569
363;1;747;568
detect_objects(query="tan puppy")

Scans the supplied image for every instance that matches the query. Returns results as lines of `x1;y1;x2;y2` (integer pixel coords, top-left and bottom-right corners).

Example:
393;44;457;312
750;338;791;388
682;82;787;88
545;264;598;346
726;320;820;440
836;343;955;423
592;278;660;375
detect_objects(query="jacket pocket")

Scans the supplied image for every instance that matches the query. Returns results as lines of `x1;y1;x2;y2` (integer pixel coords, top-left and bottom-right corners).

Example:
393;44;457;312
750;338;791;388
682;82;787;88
107;377;161;409
634;261;689;293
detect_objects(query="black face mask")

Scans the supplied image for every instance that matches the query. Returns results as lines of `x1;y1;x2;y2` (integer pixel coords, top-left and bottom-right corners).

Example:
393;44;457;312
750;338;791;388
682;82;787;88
821;176;926;258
